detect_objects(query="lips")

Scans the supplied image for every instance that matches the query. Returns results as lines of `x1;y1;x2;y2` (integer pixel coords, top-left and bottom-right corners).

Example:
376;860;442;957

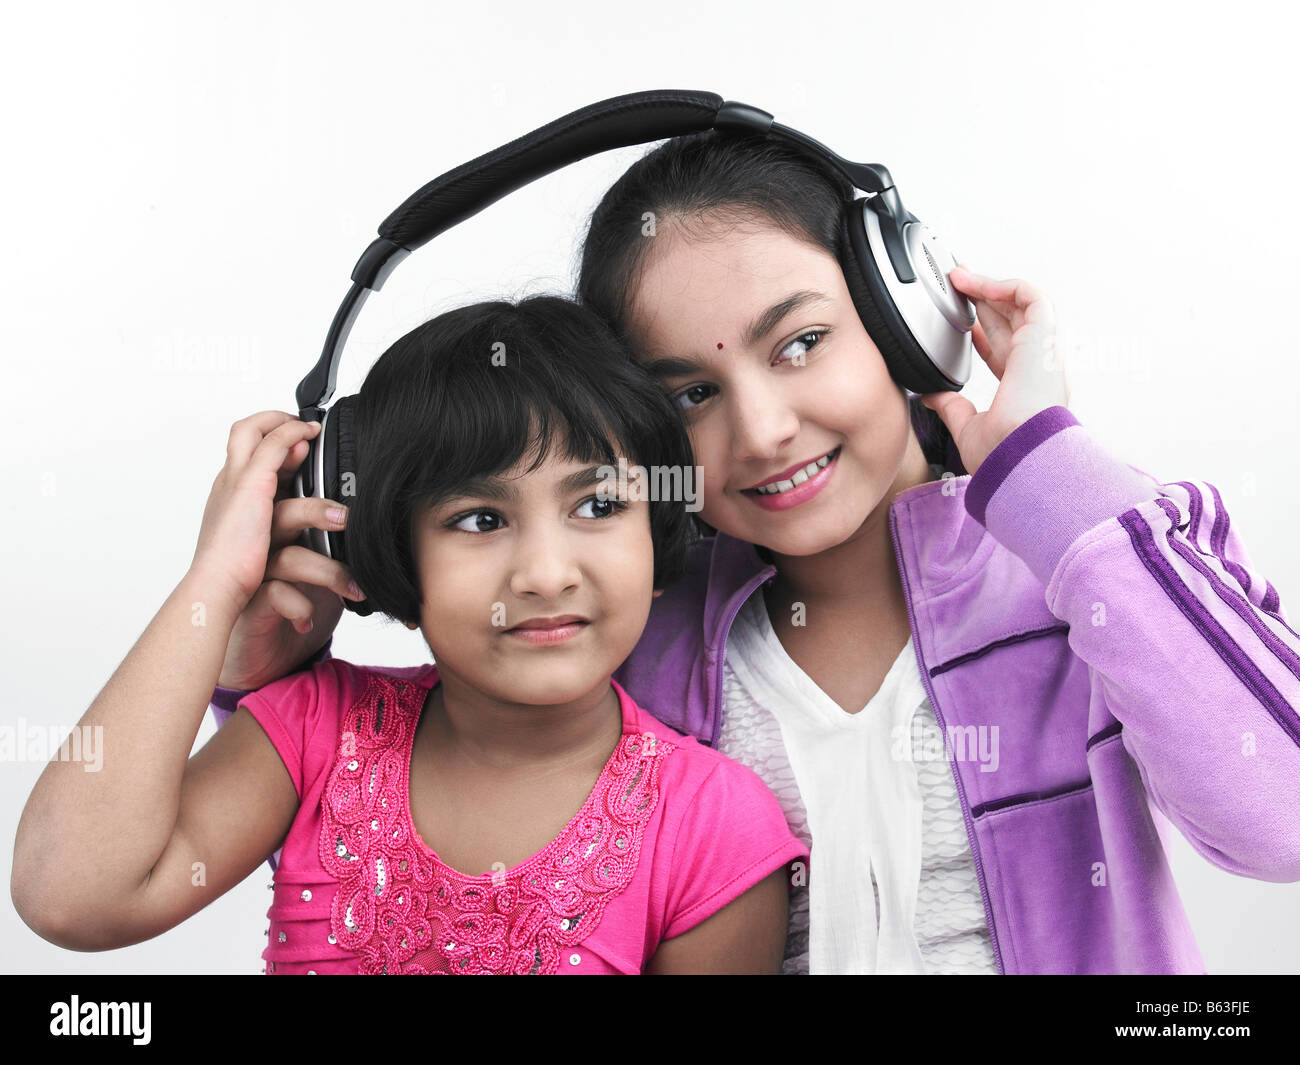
504;614;590;647
507;614;588;631
743;446;841;494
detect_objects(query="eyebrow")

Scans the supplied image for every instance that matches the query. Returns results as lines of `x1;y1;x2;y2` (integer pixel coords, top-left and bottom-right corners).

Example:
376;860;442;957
643;290;834;379
438;464;614;507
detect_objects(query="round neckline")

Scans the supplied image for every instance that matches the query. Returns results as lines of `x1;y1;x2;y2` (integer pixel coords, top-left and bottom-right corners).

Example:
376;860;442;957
397;666;634;882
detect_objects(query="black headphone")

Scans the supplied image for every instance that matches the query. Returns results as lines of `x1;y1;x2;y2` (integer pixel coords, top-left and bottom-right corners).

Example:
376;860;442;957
293;89;976;617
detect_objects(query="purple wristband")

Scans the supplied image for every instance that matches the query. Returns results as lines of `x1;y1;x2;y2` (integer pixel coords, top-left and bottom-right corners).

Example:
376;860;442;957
209;636;335;717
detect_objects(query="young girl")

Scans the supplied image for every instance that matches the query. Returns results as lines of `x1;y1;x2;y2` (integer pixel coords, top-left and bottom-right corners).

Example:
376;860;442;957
208;132;1300;974
12;295;808;975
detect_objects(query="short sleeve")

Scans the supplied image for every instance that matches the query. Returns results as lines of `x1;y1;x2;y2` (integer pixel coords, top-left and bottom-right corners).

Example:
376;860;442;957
238;658;353;802
209;636;336;726
660;757;809;940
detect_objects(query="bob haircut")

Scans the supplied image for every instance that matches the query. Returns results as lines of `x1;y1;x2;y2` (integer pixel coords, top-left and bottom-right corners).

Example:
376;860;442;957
346;294;698;627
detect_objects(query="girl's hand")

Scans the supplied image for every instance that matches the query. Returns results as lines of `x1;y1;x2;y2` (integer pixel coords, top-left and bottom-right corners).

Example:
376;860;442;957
218;493;361;690
192;411;366;691
190;412;324;612
919;265;1070;477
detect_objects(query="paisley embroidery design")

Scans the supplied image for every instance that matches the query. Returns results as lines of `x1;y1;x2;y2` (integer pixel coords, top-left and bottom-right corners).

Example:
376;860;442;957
317;671;673;974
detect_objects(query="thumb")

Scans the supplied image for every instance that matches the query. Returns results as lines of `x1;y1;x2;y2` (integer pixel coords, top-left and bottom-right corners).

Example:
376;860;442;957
920;391;978;443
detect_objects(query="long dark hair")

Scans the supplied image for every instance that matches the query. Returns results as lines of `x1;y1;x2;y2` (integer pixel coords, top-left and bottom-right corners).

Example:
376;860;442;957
575;129;960;481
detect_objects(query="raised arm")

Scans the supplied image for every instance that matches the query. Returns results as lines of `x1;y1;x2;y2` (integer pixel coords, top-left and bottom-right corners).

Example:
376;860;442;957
12;414;333;946
967;406;1300;881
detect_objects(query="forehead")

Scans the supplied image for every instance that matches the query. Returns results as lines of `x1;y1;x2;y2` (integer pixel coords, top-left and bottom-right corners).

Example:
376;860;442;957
440;452;616;505
627;219;842;357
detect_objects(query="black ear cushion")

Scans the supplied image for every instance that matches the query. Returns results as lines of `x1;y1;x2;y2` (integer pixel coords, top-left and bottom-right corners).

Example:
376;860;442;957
321;399;342;565
840;211;958;396
331;395;358;500
327;396;372;616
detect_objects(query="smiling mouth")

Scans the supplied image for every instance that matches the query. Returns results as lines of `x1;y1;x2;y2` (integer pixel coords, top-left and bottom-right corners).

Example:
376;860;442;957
743;447;841;495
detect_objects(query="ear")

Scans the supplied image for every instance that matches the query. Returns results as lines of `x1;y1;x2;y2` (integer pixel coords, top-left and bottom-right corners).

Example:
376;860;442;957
404;620;419;631
652;588;664;599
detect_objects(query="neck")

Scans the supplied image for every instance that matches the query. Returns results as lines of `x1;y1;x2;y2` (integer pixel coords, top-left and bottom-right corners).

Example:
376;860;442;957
422;667;624;772
764;428;935;611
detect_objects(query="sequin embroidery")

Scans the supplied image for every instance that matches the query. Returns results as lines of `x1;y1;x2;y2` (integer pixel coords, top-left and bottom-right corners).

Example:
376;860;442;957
317;671;673;974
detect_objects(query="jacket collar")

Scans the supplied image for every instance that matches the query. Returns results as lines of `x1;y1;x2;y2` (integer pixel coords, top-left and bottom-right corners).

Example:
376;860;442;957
700;473;1059;676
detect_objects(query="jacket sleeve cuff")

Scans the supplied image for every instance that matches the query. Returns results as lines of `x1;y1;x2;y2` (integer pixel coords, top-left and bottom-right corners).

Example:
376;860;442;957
963;406;1156;587
208;636;335;727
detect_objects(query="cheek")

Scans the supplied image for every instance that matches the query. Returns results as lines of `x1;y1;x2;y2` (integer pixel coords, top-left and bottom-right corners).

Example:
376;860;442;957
591;511;656;612
817;341;895;415
612;510;656;579
414;537;490;617
681;423;728;524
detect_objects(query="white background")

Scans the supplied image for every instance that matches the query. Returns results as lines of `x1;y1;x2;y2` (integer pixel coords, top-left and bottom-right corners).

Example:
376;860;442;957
3;0;1297;974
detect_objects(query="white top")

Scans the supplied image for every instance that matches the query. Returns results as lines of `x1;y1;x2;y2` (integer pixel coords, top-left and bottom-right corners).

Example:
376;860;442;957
719;587;998;975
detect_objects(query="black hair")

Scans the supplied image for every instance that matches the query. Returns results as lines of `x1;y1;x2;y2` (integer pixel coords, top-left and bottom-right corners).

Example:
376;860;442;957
347;294;698;627
575;129;959;485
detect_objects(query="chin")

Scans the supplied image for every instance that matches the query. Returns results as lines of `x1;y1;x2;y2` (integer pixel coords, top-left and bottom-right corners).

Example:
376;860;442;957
758;522;860;558
477;657;614;708
719;487;885;558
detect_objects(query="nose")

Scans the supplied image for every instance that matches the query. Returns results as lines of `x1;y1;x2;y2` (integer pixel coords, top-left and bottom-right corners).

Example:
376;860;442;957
728;373;800;467
507;520;583;603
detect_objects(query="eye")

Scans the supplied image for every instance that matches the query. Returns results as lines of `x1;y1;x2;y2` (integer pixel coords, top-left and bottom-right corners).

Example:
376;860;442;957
672;383;718;412
446;509;504;534
574;496;630;520
777;329;828;365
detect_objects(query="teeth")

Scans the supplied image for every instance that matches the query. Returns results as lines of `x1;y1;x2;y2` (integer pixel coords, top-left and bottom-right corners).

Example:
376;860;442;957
753;449;837;494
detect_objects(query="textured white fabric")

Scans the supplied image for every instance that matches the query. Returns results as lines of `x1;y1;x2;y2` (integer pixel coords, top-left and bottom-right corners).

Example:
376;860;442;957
719;588;998;975
717;669;812;974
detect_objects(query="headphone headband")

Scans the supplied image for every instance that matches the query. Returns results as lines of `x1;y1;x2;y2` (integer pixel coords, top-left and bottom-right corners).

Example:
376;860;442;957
295;89;928;414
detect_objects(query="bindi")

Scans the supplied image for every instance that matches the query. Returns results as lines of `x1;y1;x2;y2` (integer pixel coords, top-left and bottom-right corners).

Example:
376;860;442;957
716;342;724;349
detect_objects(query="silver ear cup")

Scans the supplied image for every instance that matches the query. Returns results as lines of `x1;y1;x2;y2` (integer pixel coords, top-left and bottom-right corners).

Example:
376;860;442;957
859;200;975;389
293;406;333;559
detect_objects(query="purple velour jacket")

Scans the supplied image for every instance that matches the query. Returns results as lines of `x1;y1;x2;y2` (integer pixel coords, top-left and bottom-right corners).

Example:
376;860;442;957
210;405;1300;974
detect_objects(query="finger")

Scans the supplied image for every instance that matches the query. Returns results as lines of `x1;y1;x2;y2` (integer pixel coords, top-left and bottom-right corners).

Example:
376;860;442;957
964;302;1011;372
266;543;365;602
241;418;321;484
970;320;1007;379
952;265;1022;328
949;264;1002;302
269;495;350;550
970;318;994;362
956;267;1051;330
922;391;978;444
953;270;1013;340
274;438;315;495
226;411;300;468
972;286;1058;369
246;578;318;635
1024;289;1057;331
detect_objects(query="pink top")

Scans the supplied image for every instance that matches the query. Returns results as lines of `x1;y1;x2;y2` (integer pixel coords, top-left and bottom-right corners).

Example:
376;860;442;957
239;657;808;974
